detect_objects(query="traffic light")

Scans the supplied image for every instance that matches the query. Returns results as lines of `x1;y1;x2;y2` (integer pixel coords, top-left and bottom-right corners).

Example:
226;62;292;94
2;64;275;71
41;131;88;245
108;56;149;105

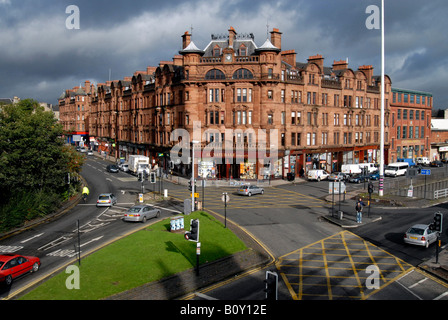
138;172;143;181
144;171;149;181
368;182;374;194
188;180;192;191
431;212;443;233
185;219;199;242
264;271;278;300
150;172;156;184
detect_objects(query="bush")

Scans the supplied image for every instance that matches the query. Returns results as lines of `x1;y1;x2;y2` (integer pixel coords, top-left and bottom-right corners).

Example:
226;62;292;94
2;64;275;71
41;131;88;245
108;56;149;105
0;190;62;232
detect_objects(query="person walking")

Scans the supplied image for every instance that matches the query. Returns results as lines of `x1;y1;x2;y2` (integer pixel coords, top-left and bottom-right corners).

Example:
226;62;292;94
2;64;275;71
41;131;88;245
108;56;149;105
355;198;365;223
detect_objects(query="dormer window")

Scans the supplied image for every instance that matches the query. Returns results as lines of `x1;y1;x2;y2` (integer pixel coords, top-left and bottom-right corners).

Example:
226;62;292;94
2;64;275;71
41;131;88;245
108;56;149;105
239;45;247;56
213;46;221;57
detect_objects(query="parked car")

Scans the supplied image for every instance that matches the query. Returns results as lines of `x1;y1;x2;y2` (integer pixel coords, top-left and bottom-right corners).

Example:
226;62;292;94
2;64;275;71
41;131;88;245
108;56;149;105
123;205;161;223
307;169;330;181
237;185;264;196
0;254;40;286
96;193;117;207
106;164;119;173
349;174;369;184
87;150;93;156
430;161;443;167
404;224;438;248
119;163;129;172
369;172;380;180
328;172;346;181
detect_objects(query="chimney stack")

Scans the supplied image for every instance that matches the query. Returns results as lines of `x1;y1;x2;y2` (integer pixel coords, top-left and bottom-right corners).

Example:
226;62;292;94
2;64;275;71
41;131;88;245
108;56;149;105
182;31;191;49
228;26;237;48
270;28;282;50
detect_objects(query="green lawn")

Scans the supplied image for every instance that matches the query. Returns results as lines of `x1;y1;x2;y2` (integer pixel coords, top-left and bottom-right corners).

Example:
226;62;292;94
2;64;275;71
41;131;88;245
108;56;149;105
21;211;247;300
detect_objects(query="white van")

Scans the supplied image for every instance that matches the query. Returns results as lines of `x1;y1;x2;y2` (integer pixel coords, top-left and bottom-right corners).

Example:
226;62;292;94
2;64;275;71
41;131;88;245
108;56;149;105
341;164;361;175
384;162;409;177
307;169;330;181
358;163;377;173
416;157;430;166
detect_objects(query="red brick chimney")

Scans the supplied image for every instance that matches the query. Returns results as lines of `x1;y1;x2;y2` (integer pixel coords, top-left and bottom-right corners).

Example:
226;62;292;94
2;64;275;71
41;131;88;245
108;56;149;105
308;54;324;72
281;50;297;67
270;28;282;50
228;26;237;48
358;65;374;84
333;59;349;71
182;31;191;49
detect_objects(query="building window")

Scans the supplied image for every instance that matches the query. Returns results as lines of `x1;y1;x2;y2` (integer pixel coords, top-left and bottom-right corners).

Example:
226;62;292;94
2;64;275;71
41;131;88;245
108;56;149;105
267;90;273;100
205;69;225;80
267;114;273;125
232;68;253;79
248;111;252;125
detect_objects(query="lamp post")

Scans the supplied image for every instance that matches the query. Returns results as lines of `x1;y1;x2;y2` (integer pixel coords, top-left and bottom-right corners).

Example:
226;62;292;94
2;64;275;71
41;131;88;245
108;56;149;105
379;0;385;196
191;140;199;213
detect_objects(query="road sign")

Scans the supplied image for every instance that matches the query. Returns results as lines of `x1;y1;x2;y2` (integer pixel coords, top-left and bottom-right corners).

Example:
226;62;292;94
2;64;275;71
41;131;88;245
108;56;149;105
222;193;230;203
190;193;199;198
421;169;431;175
329;181;346;194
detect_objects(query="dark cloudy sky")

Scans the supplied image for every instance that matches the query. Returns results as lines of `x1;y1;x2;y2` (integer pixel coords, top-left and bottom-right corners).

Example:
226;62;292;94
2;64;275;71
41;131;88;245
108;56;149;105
1;0;447;108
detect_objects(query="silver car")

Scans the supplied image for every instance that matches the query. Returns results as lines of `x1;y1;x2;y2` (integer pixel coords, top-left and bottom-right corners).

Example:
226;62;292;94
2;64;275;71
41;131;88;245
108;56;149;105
123;205;161;223
404;224;438;248
96;193;117;207
237;185;264;197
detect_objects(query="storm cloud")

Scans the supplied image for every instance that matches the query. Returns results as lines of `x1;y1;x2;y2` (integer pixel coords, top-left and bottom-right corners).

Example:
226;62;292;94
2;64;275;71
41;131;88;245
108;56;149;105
0;0;447;107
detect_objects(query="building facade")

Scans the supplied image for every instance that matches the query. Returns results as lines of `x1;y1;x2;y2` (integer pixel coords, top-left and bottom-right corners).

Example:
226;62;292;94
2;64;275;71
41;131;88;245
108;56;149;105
389;88;433;162
60;26;396;180
59;81;96;145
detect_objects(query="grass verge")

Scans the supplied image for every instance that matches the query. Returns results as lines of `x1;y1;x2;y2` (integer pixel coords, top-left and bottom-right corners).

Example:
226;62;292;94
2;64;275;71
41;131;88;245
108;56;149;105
20;211;247;300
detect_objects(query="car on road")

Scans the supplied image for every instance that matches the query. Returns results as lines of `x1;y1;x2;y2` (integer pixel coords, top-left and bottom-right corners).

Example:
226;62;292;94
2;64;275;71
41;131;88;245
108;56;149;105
119;163;129;172
96;193;117;207
87;150;93;156
328;172;346;181
369;172;380;180
237;185;264;196
106;164;119;173
0;254;41;286
430;161;443;167
123;204;161;223
403;224;438;248
348;174;369;184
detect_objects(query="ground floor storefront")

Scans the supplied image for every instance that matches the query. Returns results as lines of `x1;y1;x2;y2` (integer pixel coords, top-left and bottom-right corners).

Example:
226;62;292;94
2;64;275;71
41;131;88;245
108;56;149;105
88;139;389;181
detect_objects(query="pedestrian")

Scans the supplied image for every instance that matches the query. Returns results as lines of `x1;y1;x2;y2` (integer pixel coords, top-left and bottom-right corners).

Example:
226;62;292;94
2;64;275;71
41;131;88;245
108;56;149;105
355;198;365;223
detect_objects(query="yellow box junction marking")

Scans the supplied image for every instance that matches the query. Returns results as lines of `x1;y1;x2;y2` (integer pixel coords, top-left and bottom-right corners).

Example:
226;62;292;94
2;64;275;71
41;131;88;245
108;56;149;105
277;230;414;300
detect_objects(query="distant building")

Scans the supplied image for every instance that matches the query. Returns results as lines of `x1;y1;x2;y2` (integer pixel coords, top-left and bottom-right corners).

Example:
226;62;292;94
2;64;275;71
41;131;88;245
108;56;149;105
58;81;96;146
389;88;433;162
431;110;448;161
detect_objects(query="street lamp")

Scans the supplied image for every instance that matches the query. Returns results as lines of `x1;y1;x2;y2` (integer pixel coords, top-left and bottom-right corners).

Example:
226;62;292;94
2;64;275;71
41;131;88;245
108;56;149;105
191;140;200;213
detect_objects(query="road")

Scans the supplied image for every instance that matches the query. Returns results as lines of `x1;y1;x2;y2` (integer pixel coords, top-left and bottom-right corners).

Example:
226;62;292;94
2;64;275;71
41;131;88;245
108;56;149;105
2;159;448;300
0;156;183;299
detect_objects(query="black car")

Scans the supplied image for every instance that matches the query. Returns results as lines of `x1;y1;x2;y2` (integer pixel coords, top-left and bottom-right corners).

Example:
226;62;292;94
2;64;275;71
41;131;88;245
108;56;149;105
106;164;119;173
430;161;443;167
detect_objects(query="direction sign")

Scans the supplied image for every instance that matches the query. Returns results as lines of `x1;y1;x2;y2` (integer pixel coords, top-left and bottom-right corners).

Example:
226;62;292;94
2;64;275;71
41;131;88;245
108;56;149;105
329;181;346;194
421;169;431;175
190;193;199;198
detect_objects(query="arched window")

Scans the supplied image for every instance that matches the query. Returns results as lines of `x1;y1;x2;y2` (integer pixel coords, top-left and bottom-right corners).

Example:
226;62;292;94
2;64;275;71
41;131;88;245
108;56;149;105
232;68;253;79
205;69;226;80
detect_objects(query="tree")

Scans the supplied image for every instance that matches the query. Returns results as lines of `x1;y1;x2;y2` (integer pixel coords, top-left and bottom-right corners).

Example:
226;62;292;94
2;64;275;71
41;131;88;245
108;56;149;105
0;99;83;204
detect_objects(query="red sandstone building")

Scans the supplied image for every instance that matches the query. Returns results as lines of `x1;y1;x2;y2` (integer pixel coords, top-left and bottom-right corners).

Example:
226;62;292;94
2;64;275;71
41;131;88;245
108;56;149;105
60;26;396;180
389;88;433;162
58;81;95;145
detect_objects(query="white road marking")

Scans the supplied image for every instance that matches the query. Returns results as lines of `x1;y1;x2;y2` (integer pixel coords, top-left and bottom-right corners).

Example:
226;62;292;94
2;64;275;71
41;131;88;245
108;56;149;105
20;233;44;243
